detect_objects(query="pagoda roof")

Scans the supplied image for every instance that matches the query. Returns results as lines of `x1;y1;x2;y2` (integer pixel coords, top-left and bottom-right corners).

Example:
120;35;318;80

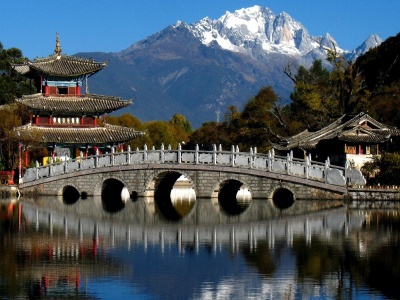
17;93;133;115
13;54;107;79
272;112;400;151
13;123;144;146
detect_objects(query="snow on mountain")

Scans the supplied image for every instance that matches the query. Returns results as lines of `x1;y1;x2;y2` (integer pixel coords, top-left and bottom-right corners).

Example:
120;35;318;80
188;5;339;58
345;34;383;61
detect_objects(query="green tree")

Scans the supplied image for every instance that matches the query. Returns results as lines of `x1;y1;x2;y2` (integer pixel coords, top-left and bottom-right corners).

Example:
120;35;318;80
0;42;34;105
237;86;279;151
326;47;369;116
170;113;193;134
190;87;284;152
288;50;370;131
288;60;331;129
0;104;23;170
144;121;189;149
106;113;190;150
189;121;226;150
362;153;400;185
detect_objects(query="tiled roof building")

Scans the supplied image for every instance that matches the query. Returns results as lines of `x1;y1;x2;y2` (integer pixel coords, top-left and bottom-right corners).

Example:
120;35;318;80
272;112;400;168
12;34;144;161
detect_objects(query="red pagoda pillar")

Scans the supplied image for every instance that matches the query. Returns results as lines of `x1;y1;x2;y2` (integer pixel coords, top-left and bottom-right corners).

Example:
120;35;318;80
25;149;29;167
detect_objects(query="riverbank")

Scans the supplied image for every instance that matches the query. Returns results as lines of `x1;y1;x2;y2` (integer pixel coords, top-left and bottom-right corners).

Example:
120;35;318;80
348;186;400;201
0;185;20;199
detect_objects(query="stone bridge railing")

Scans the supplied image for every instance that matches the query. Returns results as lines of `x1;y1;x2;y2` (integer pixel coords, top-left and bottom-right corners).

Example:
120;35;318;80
21;144;366;186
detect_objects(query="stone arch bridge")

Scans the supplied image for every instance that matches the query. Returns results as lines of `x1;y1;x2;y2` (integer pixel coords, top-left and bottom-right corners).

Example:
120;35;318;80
19;145;365;203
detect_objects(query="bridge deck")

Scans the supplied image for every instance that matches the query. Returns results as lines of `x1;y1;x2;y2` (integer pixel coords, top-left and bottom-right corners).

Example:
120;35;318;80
20;144;365;191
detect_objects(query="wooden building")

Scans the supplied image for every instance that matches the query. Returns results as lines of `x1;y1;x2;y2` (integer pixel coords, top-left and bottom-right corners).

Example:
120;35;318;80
12;34;144;162
271;112;400;168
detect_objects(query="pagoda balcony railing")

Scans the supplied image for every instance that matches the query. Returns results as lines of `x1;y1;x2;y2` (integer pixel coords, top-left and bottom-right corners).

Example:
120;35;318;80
43;93;85;97
21;144;366;187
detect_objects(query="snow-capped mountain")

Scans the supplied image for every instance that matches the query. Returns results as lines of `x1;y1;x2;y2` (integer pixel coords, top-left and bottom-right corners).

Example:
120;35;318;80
84;6;382;128
345;34;383;61
188;6;343;58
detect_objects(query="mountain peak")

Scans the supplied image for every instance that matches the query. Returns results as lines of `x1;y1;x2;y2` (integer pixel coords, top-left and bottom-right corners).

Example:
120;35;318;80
364;34;383;48
345;33;382;61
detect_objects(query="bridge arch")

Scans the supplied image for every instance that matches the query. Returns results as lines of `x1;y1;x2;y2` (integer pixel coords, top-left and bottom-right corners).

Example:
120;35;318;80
59;184;81;204
211;178;253;216
143;170;196;197
93;174;129;196
145;170;197;221
269;184;296;209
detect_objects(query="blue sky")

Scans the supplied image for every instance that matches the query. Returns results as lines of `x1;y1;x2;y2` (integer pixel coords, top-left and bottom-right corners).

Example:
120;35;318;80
1;0;399;59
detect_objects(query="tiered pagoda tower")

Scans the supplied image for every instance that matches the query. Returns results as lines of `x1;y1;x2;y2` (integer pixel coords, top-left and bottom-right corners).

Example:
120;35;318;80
12;34;144;161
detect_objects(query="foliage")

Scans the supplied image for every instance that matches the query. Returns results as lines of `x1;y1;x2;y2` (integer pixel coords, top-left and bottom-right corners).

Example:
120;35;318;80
356;32;400;90
0;104;24;170
106;113;190;150
189;121;228;150
361;153;400;185
190;87;286;152
355;33;400;127
0;42;34;105
288;54;369;130
170;113;193;134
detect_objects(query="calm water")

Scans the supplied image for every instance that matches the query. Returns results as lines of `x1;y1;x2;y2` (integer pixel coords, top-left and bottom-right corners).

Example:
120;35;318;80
1;196;399;300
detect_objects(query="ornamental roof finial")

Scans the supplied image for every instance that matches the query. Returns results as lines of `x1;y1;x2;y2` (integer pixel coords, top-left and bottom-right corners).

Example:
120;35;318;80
55;32;62;55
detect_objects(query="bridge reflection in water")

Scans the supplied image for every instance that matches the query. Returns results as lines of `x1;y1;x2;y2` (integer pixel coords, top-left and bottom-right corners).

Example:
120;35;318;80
18;198;363;273
4;197;400;299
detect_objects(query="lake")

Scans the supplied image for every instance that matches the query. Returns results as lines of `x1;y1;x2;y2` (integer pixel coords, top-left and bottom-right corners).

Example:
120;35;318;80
0;195;399;299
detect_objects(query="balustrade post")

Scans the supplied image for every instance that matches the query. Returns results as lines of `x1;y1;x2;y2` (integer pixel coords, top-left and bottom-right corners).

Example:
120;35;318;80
213;144;217;165
305;155;310;179
144;144;148;162
178;143;182;164
286;153;291;175
160;144;165;163
195;144;199;164
250;147;254;169
79;152;84;170
49;157;53;176
268;150;272;172
345;160;349;185
35;161;39;180
231;145;235;167
254;147;257;168
127;145;131;165
111;147;115;166
64;155;68;174
93;149;98;168
324;157;330;183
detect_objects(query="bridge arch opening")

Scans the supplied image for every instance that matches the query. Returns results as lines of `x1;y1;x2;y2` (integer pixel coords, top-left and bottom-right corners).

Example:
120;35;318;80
218;180;252;215
62;185;80;205
101;178;127;213
272;188;295;209
154;172;196;221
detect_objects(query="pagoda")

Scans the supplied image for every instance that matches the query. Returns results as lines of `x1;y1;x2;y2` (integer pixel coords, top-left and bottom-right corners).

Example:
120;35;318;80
12;34;144;161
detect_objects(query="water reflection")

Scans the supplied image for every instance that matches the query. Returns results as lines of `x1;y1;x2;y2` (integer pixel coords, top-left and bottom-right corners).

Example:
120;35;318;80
1;197;399;299
170;177;196;219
